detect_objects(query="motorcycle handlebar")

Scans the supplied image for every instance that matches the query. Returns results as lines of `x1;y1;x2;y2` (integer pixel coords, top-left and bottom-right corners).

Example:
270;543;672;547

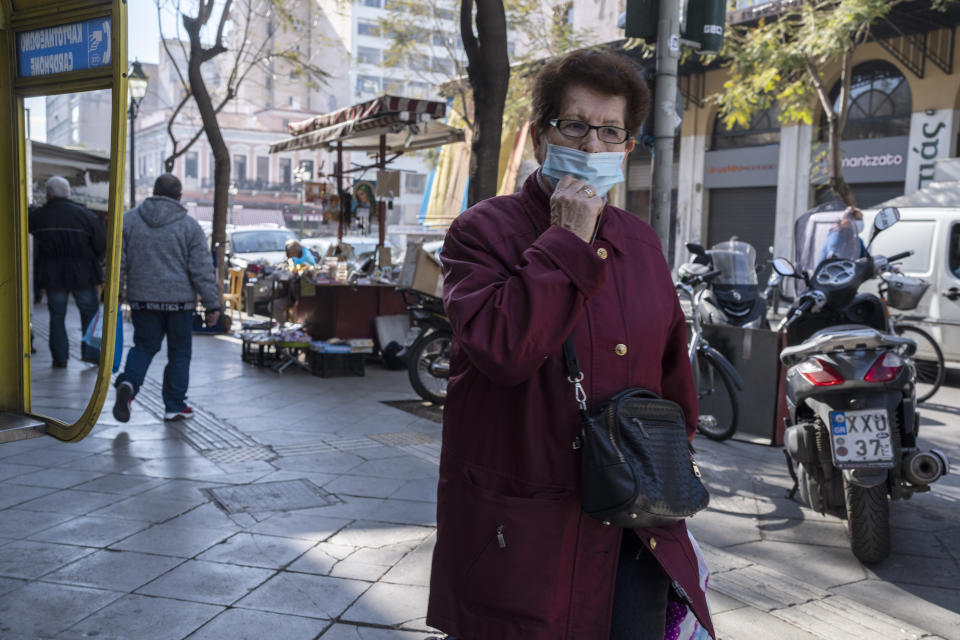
886;250;914;263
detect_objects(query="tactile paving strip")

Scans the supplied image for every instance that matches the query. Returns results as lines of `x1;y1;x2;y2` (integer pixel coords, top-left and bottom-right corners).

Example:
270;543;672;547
368;431;438;447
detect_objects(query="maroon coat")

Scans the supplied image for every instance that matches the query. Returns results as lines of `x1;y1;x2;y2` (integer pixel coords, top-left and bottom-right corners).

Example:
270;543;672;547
427;173;714;640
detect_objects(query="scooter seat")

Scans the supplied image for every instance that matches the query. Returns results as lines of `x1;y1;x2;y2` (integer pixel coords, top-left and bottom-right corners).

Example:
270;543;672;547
780;325;916;366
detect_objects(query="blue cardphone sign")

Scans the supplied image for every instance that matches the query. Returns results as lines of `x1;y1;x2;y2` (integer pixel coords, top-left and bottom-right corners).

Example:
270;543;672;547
17;17;112;78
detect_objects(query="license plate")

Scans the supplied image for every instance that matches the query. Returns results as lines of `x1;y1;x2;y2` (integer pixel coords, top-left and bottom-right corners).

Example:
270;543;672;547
828;409;895;468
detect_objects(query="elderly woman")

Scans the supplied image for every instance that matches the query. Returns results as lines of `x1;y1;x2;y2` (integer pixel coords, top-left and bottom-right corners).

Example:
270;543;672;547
426;49;713;639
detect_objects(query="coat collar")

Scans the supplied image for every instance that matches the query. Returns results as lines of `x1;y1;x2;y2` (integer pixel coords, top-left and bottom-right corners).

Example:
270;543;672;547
520;170;629;255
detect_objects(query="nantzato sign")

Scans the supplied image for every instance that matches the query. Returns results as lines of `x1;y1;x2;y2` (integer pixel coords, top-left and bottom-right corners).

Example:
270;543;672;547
17;17;112;78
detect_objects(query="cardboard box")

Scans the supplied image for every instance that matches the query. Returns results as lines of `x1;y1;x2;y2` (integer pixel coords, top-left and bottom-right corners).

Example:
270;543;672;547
398;240;444;298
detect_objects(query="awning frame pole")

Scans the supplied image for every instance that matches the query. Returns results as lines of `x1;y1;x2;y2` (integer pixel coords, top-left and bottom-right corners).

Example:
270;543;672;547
336;141;344;243
378;133;386;252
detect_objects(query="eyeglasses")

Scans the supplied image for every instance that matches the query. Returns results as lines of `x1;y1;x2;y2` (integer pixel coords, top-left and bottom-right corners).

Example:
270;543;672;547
549;119;632;144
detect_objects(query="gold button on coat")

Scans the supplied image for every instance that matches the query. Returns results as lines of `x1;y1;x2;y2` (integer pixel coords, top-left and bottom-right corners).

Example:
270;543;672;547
597;247;608;259
649;537;657;550
615;343;627;356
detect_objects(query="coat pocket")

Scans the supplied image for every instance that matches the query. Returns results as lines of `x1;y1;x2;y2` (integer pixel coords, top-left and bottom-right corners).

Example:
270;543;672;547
455;468;577;624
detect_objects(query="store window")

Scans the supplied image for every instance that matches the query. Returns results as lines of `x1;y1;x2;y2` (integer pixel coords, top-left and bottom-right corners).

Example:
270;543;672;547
711;104;780;150
357;75;381;94
824;60;912;141
357;20;379;36
357;46;381;65
185;152;198;179
233;154;247;182
256;156;269;183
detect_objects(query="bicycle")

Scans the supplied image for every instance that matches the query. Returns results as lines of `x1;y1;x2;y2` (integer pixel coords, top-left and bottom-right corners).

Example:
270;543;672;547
878;271;945;403
675;265;745;441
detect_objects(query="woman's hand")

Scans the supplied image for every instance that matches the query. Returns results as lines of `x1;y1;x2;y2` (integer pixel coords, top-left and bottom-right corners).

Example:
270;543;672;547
549;175;603;243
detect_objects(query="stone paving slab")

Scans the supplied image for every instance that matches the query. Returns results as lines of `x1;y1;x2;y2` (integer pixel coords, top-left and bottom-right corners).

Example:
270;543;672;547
2;307;957;640
184;608;327;640
233;572;369;619
0;581;124;639
43;549;184;592
58;593;224;640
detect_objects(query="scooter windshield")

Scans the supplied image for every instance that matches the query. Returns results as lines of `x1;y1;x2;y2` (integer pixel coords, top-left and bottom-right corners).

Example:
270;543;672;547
708;240;759;286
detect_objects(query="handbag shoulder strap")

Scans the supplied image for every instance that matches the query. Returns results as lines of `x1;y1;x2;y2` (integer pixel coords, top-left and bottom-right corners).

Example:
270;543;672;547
562;336;590;422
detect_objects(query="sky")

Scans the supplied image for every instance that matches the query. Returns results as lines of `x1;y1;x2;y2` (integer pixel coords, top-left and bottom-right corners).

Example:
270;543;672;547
26;0;170;141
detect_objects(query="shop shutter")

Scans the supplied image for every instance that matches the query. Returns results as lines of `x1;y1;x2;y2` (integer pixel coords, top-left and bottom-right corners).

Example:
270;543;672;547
815;182;904;208
706;187;778;279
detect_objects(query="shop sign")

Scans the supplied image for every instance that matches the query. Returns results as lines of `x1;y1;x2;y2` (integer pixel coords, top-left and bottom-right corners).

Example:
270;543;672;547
904;109;958;195
703;144;779;189
810;137;909;185
17;17;112;78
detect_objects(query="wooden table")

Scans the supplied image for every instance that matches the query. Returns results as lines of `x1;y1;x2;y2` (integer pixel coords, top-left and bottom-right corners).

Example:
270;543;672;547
292;281;407;342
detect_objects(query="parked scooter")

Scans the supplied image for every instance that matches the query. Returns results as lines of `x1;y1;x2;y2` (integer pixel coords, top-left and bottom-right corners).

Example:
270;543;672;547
684;239;769;329
773;206;949;564
398;288;450;405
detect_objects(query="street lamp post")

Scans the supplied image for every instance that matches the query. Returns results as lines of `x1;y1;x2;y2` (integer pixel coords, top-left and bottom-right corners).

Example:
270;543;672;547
127;60;149;209
293;164;309;238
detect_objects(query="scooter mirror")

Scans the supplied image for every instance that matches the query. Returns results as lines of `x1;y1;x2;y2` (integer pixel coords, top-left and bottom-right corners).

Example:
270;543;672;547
874;207;900;231
686;242;706;256
772;257;796;276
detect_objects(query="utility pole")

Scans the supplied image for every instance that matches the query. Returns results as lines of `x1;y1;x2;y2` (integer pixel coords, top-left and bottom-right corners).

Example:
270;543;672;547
650;0;681;253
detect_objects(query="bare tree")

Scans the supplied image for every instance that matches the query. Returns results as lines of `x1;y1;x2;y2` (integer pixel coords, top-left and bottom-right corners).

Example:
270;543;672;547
155;0;327;296
460;0;510;206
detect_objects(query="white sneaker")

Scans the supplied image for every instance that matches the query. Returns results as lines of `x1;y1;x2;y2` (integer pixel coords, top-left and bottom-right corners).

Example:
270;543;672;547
164;406;195;421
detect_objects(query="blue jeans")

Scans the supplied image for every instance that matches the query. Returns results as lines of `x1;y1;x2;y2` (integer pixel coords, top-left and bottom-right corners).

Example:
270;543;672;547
116;309;193;413
46;288;100;364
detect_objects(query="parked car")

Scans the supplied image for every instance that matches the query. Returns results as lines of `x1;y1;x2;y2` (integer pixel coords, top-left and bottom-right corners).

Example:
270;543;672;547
859;206;960;361
224;226;299;309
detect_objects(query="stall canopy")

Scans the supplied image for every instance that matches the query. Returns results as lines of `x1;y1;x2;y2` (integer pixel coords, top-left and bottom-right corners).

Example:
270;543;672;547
269;95;464;155
269;95;464;254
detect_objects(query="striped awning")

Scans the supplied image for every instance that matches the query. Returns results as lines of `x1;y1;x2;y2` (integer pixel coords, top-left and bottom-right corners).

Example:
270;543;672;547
287;95;447;136
269;95;464;155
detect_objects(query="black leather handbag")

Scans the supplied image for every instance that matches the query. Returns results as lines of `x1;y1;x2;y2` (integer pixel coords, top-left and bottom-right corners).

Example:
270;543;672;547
563;337;710;528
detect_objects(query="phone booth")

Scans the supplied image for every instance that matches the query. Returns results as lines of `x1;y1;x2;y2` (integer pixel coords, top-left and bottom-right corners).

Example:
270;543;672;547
0;0;127;444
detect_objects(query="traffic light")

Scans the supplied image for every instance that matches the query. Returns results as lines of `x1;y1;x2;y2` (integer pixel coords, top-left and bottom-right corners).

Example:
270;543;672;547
684;0;726;54
623;0;725;53
624;0;658;41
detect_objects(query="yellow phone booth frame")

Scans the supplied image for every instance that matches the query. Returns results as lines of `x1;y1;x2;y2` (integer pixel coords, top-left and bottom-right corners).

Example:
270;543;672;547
0;0;126;443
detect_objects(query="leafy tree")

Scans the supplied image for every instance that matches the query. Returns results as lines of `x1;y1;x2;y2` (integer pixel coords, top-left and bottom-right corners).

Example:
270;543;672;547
716;0;956;206
154;0;327;296
379;0;590;206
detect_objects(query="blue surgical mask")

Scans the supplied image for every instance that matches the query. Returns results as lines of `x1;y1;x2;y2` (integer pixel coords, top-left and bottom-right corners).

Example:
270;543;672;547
854;219;864;234
541;144;626;197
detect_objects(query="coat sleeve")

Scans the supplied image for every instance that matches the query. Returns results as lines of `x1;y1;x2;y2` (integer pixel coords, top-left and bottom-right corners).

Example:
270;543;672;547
186;223;221;311
660;296;698;440
442;216;607;387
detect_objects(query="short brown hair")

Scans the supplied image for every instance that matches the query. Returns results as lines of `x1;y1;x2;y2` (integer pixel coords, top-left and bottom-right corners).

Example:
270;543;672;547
531;49;649;138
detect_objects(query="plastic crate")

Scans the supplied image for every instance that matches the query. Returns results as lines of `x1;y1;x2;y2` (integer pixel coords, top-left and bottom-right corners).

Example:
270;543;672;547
307;350;365;377
241;339;279;367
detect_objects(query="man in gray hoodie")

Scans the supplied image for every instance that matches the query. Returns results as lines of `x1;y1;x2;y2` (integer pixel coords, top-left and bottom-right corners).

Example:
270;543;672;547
113;174;221;422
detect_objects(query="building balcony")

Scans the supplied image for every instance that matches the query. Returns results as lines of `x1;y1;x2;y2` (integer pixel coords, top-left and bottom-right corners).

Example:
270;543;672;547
199;178;300;193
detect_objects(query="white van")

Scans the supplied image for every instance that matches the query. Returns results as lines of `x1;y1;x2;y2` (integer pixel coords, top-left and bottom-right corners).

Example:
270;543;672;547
861;206;960;362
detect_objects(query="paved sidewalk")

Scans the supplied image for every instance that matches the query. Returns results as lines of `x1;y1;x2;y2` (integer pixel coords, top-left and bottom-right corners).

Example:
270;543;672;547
2;308;959;639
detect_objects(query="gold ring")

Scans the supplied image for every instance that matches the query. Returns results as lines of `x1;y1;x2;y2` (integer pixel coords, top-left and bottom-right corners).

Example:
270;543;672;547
581;186;595;198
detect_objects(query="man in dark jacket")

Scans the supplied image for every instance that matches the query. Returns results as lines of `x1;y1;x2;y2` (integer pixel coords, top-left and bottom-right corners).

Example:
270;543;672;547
29;176;106;367
113;174;220;422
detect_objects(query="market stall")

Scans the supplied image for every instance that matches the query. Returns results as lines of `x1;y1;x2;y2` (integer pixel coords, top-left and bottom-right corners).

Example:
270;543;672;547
244;95;463;376
269;94;464;256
